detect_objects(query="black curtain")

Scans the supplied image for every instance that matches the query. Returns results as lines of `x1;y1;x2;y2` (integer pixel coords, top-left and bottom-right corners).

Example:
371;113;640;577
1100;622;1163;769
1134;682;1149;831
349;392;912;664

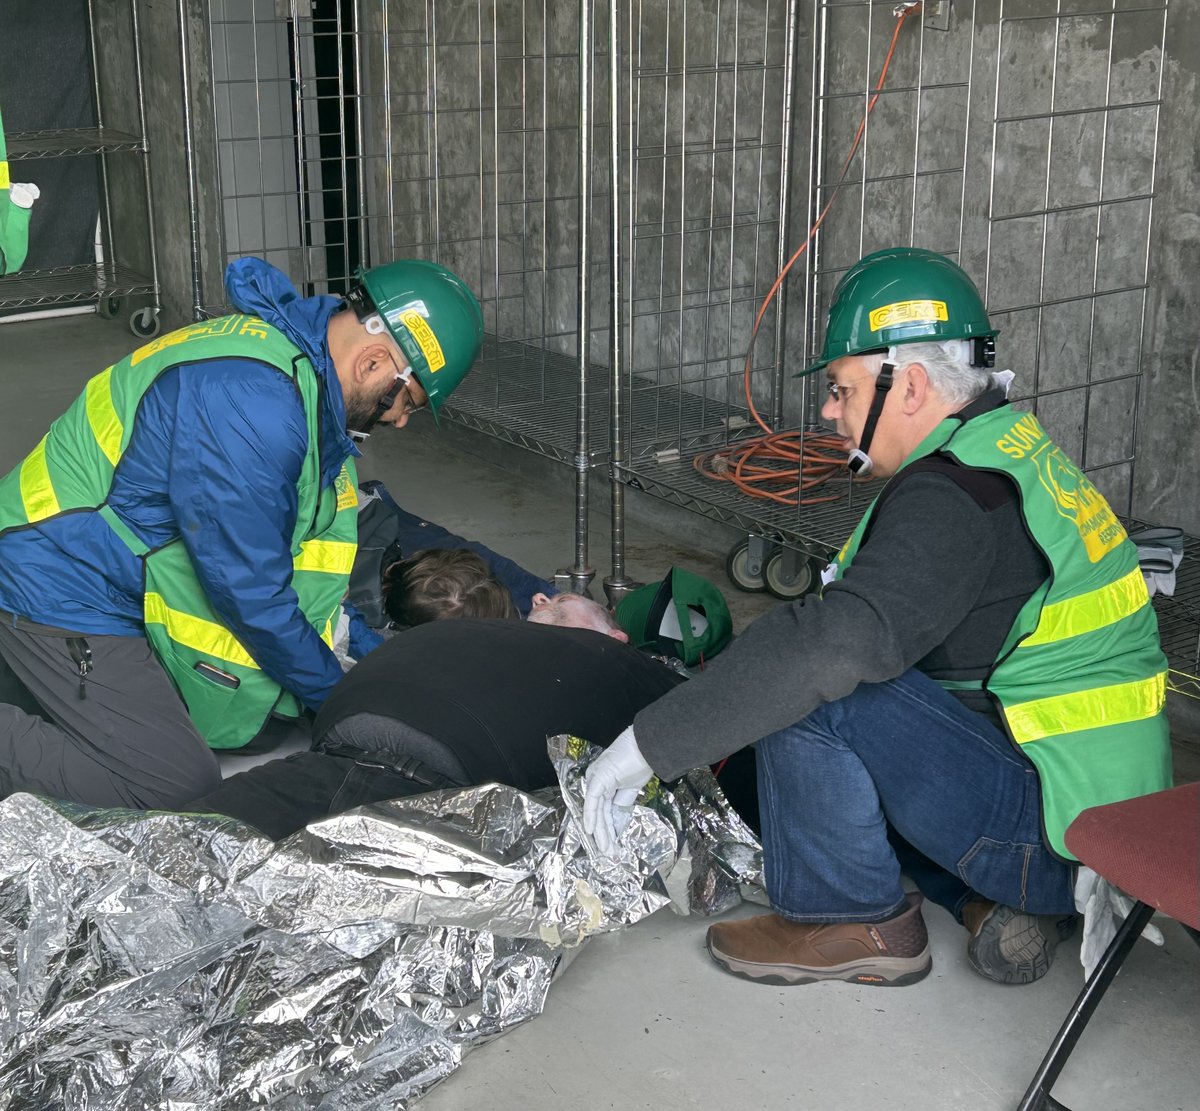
0;0;101;272
299;0;361;294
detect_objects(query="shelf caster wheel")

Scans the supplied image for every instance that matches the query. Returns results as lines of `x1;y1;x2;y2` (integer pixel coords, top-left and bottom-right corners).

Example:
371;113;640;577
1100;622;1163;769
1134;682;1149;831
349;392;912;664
764;549;816;601
97;294;123;320
129;307;161;339
726;539;768;593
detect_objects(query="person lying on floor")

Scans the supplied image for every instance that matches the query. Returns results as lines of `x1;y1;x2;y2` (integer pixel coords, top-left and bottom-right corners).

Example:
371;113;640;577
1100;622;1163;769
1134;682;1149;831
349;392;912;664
382;548;519;627
350;478;555;626
185;597;682;840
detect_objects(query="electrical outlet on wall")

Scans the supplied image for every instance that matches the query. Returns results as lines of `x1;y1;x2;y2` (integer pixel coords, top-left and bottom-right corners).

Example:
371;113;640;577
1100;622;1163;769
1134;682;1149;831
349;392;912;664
924;0;952;32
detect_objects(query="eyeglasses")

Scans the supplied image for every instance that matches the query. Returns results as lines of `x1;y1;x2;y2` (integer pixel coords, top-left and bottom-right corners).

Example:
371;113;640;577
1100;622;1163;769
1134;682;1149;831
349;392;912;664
388;357;429;417
825;375;877;402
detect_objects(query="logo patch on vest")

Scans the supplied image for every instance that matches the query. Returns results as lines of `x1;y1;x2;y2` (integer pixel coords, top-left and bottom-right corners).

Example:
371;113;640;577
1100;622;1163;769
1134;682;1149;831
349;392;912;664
334;466;357;511
1030;441;1127;563
130;315;267;366
868;299;948;332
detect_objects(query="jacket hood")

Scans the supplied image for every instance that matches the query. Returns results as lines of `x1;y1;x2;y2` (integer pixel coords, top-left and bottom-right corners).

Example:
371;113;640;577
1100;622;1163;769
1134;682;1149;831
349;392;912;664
225;258;361;479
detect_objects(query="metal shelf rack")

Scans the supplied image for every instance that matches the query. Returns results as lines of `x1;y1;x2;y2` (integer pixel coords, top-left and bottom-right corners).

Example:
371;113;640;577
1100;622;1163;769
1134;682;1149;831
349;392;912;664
6;127;145;159
1147;531;1200;702
444;334;757;470
0;0;160;337
0;262;155;312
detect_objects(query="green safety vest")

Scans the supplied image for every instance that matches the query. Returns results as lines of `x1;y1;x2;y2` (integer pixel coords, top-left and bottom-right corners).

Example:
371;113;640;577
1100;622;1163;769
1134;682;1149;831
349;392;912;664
830;405;1171;858
0;314;359;748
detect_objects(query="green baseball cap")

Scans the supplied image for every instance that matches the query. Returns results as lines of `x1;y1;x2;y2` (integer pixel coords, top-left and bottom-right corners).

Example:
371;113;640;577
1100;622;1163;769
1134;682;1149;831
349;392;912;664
616;567;733;667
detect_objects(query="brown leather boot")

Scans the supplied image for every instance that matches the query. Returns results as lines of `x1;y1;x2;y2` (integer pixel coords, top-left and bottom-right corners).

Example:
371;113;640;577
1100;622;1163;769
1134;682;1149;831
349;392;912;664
961;898;1075;985
705;892;931;986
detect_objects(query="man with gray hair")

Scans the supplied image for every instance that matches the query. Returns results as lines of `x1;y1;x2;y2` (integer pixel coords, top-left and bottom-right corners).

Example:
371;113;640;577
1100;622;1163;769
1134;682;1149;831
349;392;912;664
583;247;1170;989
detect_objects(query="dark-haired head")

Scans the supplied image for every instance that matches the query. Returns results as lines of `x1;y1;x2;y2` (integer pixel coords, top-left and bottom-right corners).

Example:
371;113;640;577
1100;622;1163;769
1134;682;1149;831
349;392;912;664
382;548;518;627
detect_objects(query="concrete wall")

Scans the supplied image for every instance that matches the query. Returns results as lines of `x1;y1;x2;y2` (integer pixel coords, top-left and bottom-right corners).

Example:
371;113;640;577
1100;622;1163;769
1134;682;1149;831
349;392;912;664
1131;1;1200;533
371;0;1190;522
778;0;1182;520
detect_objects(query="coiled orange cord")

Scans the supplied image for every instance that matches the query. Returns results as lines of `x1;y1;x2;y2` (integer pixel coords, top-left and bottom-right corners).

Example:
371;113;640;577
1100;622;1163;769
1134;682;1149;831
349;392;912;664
696;3;924;507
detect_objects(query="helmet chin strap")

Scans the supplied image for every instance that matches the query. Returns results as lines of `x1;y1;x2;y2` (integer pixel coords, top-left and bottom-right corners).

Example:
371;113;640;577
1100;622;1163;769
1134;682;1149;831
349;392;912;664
846;360;896;477
348;366;411;442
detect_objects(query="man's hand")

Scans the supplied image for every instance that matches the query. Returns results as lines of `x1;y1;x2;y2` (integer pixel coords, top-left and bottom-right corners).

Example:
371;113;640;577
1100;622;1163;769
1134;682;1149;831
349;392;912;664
583;726;654;855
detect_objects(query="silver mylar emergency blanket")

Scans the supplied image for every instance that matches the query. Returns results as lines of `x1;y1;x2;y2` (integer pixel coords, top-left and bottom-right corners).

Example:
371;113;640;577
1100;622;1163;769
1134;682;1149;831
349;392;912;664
0;735;761;1109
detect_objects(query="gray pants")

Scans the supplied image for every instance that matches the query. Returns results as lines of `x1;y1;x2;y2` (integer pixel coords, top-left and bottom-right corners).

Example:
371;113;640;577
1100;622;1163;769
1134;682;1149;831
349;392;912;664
0;615;221;809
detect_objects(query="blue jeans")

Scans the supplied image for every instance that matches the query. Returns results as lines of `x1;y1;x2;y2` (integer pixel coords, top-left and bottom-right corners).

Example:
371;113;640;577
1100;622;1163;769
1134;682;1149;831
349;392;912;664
755;668;1076;924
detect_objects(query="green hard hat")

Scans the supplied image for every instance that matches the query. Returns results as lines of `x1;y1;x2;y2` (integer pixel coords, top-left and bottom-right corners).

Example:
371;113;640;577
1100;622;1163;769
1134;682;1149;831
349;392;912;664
353;259;484;422
803;247;995;376
616;567;733;667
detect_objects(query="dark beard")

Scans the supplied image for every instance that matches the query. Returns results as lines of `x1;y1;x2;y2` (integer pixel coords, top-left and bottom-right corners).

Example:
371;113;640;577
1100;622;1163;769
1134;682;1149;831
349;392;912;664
344;380;395;437
344;389;382;436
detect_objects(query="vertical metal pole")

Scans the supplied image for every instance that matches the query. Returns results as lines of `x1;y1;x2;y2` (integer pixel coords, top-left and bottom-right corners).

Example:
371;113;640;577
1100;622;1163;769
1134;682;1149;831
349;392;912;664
290;1;311;291
771;0;801;430
605;0;633;601
204;0;231;308
86;0;116;284
802;0;828;427
352;4;369;267
428;0;443;256
178;0;205;319
334;1;351;284
565;0;596;594
382;1;395;259
1130;1;1170;516
130;0;161;318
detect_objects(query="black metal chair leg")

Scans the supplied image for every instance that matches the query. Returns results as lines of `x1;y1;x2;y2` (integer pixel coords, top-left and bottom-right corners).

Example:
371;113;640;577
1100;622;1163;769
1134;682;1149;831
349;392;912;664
1015;901;1156;1111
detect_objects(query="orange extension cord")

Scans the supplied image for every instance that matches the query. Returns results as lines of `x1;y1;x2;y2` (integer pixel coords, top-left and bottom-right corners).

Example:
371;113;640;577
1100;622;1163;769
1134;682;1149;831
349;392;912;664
694;3;924;507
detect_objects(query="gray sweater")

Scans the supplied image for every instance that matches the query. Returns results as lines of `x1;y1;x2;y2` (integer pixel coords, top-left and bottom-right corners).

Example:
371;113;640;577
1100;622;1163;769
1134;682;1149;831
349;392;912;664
633;452;1050;781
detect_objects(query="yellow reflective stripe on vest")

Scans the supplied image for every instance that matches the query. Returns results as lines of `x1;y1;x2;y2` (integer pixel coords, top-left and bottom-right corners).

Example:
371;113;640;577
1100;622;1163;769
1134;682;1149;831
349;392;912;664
144;591;260;670
20;436;60;522
1021;567;1149;648
85;367;124;467
1005;672;1166;745
321;614;335;647
294;539;356;576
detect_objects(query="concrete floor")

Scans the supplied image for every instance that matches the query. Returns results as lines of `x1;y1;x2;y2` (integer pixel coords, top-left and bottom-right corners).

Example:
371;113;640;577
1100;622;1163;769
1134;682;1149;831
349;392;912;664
1;314;1198;1110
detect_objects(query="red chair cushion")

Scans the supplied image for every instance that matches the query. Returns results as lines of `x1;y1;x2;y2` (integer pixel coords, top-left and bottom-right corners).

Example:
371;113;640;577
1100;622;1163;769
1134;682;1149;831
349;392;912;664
1064;783;1200;931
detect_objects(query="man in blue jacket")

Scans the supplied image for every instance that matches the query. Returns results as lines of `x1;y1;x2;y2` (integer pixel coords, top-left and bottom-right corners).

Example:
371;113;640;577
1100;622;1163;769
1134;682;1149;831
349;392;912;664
0;257;483;811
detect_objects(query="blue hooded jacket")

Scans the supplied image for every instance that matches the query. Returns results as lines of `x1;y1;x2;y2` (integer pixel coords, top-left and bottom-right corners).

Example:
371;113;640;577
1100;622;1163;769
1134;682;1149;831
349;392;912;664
0;260;360;713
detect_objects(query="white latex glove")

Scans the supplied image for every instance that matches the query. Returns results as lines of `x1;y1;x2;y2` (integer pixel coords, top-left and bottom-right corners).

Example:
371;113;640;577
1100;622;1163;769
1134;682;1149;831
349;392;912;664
1074;866;1163;980
8;182;40;209
583;725;654;855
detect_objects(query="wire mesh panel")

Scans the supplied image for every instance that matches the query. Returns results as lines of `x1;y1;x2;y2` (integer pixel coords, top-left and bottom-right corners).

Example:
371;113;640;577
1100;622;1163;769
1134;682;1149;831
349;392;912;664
621;0;799;453
206;0;393;306
618;0;1170;560
386;1;622;467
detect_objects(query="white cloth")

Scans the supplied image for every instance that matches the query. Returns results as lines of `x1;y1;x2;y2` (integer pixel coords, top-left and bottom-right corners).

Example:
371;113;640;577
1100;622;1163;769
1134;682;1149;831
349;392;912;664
331;606;356;672
990;369;1016;397
1073;865;1163;980
1139;544;1183;598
